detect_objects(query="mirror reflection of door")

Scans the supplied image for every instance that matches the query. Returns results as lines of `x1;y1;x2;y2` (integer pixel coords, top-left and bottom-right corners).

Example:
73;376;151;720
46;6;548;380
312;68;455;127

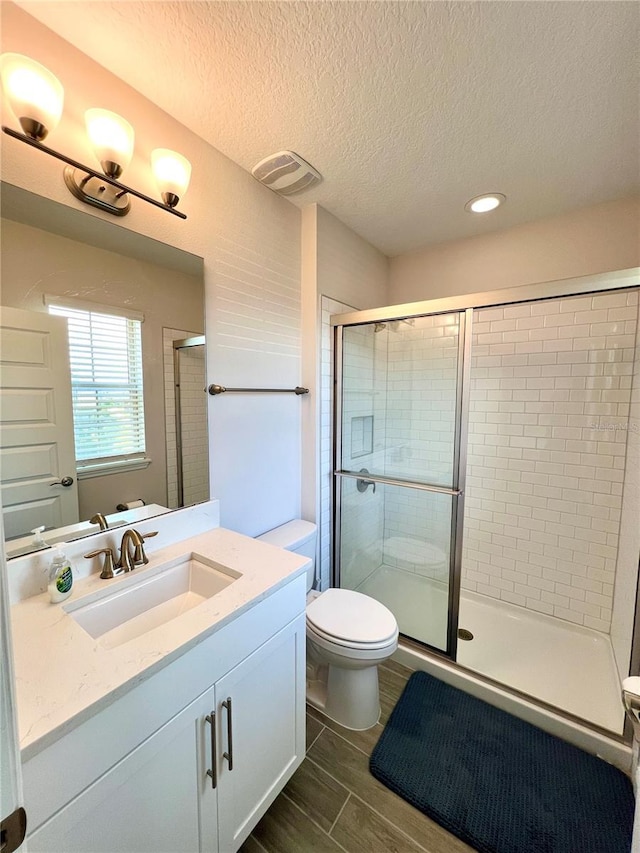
0;196;206;558
172;336;209;508
0;306;80;538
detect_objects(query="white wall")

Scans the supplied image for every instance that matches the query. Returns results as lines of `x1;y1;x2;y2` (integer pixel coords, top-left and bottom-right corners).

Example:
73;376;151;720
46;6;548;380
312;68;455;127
315;206;389;310
1;4;302;538
300;204;388;549
389;197;640;304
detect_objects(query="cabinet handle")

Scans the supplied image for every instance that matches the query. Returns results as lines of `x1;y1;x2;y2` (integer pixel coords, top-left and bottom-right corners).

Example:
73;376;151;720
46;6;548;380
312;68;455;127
222;697;234;771
205;711;217;789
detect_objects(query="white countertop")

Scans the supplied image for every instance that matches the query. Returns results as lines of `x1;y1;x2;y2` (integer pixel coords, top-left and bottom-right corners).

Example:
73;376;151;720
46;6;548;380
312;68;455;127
10;526;309;760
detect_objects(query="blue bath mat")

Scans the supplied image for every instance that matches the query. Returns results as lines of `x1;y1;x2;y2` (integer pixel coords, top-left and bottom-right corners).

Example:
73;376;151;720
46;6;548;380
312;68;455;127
370;671;634;853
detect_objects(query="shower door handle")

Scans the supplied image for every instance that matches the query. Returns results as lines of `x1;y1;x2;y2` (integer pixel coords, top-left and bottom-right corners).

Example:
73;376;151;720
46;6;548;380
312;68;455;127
337;470;463;497
356;469;376;493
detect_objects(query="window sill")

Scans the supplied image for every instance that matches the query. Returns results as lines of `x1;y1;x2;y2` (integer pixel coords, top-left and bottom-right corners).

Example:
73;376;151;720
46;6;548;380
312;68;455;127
77;457;152;480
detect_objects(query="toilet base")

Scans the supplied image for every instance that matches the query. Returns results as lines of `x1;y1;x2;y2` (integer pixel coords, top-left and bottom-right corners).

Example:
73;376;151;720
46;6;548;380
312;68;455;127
306;662;381;731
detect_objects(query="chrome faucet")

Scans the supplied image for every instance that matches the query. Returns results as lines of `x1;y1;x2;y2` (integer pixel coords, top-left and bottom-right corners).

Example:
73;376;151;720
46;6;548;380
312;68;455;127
118;528;158;572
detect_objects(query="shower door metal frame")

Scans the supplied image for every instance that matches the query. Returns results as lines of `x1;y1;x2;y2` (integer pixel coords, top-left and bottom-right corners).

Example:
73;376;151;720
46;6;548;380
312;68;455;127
330;267;638;328
332;266;639;664
331;266;640;739
332;307;472;660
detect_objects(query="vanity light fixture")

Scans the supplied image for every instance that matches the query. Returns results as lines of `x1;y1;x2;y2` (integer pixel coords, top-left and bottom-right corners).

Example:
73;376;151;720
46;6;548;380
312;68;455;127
0;52;191;219
0;52;63;140
151;148;192;210
85;108;135;179
465;193;506;214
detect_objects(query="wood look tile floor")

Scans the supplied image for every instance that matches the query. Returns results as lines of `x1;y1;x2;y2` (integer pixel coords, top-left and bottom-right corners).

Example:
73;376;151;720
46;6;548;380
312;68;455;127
240;661;475;853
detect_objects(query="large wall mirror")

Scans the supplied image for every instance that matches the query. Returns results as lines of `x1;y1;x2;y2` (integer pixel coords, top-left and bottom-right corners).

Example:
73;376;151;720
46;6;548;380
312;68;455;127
0;183;208;558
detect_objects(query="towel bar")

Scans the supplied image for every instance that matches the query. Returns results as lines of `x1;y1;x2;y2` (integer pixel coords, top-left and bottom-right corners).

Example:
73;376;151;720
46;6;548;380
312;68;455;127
207;384;309;396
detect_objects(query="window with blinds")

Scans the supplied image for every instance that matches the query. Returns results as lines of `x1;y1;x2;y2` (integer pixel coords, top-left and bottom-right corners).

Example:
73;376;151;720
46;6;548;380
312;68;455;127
48;303;146;467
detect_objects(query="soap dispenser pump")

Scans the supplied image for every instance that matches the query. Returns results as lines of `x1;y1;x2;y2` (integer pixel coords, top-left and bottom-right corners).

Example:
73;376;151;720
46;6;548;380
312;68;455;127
47;543;74;603
31;526;47;547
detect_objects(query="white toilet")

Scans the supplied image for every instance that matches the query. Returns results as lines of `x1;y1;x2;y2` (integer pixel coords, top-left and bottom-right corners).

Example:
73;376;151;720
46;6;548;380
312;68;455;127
257;519;399;730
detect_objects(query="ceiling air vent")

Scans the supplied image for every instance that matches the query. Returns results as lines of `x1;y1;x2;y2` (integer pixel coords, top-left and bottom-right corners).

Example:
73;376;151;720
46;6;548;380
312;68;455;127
251;151;321;196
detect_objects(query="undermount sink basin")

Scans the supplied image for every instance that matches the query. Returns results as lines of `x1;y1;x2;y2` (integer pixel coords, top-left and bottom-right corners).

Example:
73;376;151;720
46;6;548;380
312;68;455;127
65;553;241;649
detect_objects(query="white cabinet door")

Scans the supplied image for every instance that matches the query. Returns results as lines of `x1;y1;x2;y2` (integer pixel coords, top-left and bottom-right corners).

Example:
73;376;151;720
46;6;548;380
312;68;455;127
27;688;218;853
0;516;26;853
215;616;305;853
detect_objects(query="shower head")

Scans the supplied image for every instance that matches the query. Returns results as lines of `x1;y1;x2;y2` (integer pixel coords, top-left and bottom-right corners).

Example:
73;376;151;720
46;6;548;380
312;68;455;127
389;318;415;331
374;318;415;333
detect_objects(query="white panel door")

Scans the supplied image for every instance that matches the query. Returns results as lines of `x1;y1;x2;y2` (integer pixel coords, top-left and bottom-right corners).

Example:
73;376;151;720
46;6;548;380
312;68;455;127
0;306;79;540
216;617;305;852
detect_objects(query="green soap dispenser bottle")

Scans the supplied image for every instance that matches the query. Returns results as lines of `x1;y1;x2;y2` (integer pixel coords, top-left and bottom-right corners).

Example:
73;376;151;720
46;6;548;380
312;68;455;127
48;544;73;603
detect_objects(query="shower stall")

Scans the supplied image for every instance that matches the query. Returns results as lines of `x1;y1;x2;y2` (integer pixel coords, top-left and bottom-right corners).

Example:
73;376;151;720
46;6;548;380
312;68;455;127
332;269;640;748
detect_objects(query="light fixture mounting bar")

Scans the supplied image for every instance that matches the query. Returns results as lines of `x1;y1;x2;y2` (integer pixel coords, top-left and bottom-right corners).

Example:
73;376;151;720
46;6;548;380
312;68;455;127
2;125;187;219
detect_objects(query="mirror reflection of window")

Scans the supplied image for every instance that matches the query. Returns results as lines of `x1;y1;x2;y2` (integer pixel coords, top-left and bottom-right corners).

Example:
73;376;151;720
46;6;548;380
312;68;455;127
48;298;147;475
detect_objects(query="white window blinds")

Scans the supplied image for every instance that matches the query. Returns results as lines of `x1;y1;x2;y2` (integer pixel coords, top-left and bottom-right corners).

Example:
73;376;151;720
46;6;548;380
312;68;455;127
48;303;146;463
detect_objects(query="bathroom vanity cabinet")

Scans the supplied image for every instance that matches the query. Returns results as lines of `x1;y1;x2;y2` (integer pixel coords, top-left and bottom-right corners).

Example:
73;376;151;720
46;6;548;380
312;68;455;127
22;577;306;853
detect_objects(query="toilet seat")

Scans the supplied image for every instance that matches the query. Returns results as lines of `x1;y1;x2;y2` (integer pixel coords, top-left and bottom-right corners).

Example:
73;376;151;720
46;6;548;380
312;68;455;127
307;621;398;653
306;588;398;648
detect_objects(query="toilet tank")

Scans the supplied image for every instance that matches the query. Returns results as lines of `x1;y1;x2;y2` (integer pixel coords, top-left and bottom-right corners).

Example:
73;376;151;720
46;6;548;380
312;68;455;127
256;520;317;591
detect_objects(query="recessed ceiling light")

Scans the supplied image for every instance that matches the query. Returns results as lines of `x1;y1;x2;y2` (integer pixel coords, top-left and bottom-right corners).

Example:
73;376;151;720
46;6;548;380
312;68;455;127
465;193;506;214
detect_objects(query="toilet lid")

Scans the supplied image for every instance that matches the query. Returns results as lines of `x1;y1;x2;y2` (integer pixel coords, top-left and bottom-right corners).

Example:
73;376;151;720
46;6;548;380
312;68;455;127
306;588;398;646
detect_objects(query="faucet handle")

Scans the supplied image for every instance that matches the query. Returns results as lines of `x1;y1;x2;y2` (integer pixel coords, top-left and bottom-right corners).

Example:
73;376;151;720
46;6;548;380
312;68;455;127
84;547;120;579
134;531;158;565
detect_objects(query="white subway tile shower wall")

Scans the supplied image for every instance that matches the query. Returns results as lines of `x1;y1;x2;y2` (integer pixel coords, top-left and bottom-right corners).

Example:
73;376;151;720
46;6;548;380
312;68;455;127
462;290;639;632
339;325;387;588
383;315;459;485
610;309;640;678
380;315;459;580
320;297;356;590
337;316;459;587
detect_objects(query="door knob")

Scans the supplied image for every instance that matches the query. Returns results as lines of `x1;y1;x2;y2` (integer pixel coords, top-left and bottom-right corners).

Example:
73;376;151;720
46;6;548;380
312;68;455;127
51;476;74;487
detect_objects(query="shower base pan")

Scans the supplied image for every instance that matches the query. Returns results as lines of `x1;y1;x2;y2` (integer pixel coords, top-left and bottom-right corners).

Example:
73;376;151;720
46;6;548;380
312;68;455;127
356;564;624;735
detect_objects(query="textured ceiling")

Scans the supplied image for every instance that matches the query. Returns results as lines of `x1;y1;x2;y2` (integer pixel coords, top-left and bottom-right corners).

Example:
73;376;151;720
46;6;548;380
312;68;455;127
14;1;640;256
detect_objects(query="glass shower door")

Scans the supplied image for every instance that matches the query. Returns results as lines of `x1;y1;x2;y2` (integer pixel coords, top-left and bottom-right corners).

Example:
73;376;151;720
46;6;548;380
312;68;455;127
334;311;469;656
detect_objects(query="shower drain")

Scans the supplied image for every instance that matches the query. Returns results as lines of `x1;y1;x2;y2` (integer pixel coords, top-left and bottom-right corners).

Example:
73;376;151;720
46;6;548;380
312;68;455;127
458;628;474;641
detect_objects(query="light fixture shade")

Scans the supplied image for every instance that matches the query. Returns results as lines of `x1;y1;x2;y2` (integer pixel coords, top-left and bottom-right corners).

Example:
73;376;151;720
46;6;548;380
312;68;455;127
85;108;134;179
0;53;64;140
151;148;192;207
